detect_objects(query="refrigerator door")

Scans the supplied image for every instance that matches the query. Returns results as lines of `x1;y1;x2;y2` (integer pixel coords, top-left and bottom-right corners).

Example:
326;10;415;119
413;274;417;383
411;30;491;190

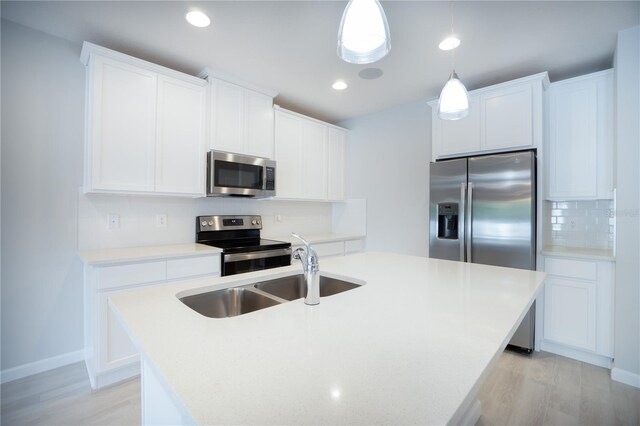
468;150;537;351
429;158;467;262
467;151;536;270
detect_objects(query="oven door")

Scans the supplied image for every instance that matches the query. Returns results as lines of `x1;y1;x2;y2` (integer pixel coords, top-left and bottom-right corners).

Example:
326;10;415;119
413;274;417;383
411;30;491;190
222;248;292;276
207;151;275;197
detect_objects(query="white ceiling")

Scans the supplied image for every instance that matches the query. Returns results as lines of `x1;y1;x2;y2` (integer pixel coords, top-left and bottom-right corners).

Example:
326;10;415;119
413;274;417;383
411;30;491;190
2;1;638;123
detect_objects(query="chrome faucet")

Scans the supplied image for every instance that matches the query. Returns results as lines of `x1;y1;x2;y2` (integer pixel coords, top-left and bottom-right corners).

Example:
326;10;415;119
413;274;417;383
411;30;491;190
291;233;320;305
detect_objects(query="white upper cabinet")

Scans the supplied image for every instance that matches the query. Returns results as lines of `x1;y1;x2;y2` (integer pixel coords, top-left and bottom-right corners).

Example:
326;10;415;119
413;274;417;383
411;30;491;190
274;111;302;198
274;108;346;201
244;89;276;159
201;70;276;159
88;56;158;192
480;83;533;150
155;76;207;195
81;42;208;197
546;70;613;200
431;96;481;158
211;79;244;154
429;72;548;161
327;127;346;201
301;120;327;200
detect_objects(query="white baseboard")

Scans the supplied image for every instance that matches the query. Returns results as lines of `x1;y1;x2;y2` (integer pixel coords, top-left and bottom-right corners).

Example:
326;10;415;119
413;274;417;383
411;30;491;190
611;367;640;388
1;350;84;384
540;340;612;368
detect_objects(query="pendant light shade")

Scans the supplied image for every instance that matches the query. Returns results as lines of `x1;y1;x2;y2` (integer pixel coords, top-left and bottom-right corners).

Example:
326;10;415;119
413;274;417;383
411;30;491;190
438;71;469;120
337;0;391;64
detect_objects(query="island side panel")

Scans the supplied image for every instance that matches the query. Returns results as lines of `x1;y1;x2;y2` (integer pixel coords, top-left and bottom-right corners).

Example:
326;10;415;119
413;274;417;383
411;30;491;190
141;356;196;425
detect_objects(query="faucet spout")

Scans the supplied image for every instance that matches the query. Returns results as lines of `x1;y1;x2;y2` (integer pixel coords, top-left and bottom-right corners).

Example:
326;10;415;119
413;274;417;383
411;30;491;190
291;233;320;305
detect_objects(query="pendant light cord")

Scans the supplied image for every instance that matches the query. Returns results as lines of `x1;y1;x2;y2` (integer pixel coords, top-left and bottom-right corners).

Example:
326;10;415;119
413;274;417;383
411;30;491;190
450;1;455;73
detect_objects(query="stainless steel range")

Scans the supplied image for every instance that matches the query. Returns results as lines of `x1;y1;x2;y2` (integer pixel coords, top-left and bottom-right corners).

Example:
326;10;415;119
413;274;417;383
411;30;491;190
196;215;291;276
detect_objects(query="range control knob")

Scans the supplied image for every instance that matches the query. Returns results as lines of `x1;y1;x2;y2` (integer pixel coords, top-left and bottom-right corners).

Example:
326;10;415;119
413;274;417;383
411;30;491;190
200;221;207;227
208;221;213;226
256;219;261;225
251;219;258;225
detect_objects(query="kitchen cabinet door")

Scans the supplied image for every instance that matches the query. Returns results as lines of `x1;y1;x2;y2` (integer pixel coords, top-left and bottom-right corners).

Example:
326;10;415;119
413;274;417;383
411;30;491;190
327;127;346;201
544;277;597;352
432;96;481;158
211;79;244;154
244;89;275;159
480;83;533;150
547;70;613;200
98;291;139;372
274;111;303;198
89;56;157;192
155;76;207;195
301;120;327;200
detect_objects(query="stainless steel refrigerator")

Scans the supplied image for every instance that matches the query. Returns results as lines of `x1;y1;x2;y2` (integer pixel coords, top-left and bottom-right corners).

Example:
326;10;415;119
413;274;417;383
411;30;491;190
429;150;536;351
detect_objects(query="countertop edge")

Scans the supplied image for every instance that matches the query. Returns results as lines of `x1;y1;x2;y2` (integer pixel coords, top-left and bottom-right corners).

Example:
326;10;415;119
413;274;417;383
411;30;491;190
263;233;366;245
541;246;615;261
78;243;222;266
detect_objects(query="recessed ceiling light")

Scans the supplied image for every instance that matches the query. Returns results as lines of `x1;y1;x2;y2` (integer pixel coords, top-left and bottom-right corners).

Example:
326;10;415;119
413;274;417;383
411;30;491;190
332;80;348;90
439;36;460;51
185;11;211;28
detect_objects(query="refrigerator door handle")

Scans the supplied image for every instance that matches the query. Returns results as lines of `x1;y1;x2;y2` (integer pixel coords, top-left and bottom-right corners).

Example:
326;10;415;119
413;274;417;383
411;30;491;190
467;182;473;263
460;182;466;262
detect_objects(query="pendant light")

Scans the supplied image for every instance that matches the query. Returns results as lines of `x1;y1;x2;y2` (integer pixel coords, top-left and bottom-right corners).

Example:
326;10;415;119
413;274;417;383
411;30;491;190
337;0;391;64
438;2;469;120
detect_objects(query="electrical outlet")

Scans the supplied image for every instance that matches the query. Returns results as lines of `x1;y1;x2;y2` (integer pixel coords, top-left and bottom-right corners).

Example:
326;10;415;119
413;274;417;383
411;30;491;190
107;214;120;230
156;214;167;228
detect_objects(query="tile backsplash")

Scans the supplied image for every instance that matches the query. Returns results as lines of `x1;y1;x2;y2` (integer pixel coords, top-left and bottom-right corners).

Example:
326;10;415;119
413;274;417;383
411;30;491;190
545;200;614;249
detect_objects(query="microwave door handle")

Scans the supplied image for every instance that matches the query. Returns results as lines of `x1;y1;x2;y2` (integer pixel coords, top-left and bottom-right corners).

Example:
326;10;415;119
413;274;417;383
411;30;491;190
460;182;466;262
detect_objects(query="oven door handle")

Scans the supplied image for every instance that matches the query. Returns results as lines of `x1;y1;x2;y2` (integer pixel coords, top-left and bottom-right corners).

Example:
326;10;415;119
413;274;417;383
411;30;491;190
224;248;292;263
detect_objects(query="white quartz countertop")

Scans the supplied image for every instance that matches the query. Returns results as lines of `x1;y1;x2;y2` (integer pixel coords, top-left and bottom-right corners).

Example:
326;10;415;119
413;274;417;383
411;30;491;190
541;245;615;261
263;233;365;245
110;253;546;425
78;243;221;265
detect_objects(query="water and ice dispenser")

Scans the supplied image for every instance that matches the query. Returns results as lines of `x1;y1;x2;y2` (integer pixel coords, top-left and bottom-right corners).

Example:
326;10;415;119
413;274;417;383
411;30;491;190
437;203;459;240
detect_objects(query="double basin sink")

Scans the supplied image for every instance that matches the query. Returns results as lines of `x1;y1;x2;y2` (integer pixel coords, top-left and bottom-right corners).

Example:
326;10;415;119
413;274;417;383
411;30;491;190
180;274;362;318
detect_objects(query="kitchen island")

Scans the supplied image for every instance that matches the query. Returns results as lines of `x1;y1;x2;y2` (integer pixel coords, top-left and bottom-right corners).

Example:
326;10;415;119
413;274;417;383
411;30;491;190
109;252;546;425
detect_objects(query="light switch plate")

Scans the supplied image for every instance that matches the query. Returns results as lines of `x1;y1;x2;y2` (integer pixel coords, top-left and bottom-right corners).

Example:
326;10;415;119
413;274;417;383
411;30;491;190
107;214;120;230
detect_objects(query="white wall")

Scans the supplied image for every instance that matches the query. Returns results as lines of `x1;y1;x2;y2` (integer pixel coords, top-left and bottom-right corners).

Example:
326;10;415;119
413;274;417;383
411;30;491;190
340;99;431;257
1;21;85;370
613;25;640;381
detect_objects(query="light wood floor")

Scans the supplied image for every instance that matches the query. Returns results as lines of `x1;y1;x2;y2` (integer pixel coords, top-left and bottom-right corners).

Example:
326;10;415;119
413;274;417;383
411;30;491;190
478;350;640;425
1;351;638;425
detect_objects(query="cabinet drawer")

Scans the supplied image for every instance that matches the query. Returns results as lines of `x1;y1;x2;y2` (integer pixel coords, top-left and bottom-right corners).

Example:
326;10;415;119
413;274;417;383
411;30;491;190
315;241;345;257
97;261;166;290
345;239;365;253
294;241;345;258
545;257;597;281
166;255;220;280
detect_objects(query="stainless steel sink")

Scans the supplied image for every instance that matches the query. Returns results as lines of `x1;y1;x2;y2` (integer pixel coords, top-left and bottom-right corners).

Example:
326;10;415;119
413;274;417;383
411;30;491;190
254;274;361;301
179;287;282;318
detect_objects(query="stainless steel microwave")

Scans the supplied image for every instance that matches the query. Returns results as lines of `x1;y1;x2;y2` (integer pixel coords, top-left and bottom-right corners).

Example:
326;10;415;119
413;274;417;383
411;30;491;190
207;151;276;198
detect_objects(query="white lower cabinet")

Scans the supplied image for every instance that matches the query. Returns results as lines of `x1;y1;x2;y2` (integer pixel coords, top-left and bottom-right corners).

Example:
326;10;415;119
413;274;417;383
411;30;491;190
544;277;597;351
541;256;614;366
292;239;365;258
84;254;220;389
